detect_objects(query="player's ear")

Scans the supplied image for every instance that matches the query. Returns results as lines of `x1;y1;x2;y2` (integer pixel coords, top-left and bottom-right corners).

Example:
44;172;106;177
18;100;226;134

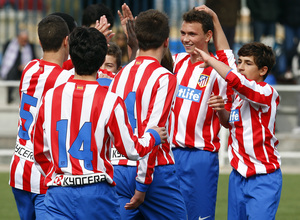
163;38;169;48
63;36;69;48
205;30;213;43
259;66;268;77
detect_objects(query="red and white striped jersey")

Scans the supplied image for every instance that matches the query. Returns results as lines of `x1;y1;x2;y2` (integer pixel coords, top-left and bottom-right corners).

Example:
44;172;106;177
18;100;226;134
9;59;74;194
171;50;236;152
109;56;178;185
226;70;281;178
33;78;158;187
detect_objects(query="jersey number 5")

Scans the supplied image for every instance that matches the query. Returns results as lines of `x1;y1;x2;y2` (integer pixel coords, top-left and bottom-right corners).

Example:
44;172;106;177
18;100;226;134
56;120;93;170
18;93;38;140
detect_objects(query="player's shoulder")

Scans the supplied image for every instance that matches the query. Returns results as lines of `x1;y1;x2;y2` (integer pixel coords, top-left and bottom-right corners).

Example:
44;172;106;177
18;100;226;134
173;52;190;63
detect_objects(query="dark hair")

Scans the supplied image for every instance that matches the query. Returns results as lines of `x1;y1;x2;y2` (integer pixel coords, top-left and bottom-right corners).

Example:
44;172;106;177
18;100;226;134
82;3;114;28
50;12;77;32
182;9;214;34
69;27;107;75
161;48;173;72
238;42;276;79
135;9;169;50
107;42;122;69
38;15;69;52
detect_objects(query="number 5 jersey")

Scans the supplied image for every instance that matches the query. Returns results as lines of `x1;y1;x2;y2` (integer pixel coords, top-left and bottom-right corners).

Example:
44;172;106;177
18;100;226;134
9;59;74;194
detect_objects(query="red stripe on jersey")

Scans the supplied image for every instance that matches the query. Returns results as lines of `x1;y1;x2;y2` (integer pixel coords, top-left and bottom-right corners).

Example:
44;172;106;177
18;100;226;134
69;84;85;175
9;155;20;188
22;161;33;191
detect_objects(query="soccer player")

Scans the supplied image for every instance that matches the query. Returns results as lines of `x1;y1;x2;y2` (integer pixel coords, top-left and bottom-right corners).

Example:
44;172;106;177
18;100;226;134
9;15;73;219
197;42;282;220
109;9;187;219
33;26;166;220
171;5;236;220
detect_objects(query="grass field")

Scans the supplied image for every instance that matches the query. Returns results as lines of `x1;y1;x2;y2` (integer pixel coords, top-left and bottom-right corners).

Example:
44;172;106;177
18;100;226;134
1;172;299;219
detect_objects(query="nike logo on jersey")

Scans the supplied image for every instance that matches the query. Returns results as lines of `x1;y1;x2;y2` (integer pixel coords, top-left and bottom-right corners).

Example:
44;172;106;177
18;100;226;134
177;85;202;102
229;109;240;122
199;216;210;220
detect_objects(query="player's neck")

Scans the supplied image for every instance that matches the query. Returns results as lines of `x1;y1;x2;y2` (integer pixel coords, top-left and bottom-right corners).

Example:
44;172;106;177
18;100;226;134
73;73;97;81
138;47;164;63
42;51;65;67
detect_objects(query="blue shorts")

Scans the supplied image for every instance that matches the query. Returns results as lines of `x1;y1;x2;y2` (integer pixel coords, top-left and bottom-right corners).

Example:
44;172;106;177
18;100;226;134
228;169;282;220
44;181;120;220
12;187;46;220
173;148;219;220
114;165;187;220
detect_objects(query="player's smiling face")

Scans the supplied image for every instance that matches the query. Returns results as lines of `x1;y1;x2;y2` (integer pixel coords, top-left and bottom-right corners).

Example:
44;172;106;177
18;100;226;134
180;21;210;54
237;56;266;82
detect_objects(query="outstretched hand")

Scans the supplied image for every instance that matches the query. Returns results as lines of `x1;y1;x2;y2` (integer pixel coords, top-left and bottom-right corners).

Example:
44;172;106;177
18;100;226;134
194;47;211;68
95;15;115;42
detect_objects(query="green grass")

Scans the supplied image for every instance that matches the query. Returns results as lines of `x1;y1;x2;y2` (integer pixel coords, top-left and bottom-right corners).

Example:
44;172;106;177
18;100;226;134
1;172;300;219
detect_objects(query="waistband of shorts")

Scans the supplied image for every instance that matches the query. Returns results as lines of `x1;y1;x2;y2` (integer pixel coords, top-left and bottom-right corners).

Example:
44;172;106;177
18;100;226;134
48;173;108;187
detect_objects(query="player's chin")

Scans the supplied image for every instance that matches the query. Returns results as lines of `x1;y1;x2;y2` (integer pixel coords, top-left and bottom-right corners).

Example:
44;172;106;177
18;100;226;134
184;46;195;54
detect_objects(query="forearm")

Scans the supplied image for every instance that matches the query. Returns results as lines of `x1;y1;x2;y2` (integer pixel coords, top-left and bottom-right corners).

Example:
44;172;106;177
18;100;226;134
212;14;230;50
208;56;232;79
217;109;230;128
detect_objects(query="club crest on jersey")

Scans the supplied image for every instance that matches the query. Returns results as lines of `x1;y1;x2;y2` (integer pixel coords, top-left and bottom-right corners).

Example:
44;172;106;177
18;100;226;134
198;74;209;88
135;60;142;65
177;85;202;102
229;109;240;123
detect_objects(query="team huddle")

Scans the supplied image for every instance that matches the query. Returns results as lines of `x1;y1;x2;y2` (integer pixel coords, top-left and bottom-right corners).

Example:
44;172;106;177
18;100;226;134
8;3;282;220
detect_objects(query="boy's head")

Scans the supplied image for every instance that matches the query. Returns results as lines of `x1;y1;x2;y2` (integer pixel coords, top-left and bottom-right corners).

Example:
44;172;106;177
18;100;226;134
69;27;108;76
38;15;69;52
101;42;122;73
82;3;114;28
135;9;169;51
181;9;214;54
237;42;276;81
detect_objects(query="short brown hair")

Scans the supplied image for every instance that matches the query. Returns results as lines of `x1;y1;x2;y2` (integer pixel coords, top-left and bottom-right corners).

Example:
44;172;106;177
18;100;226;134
182;9;214;34
135;9;169;51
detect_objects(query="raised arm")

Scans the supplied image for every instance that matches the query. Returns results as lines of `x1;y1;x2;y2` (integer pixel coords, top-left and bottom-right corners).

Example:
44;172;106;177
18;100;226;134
117;3;138;61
